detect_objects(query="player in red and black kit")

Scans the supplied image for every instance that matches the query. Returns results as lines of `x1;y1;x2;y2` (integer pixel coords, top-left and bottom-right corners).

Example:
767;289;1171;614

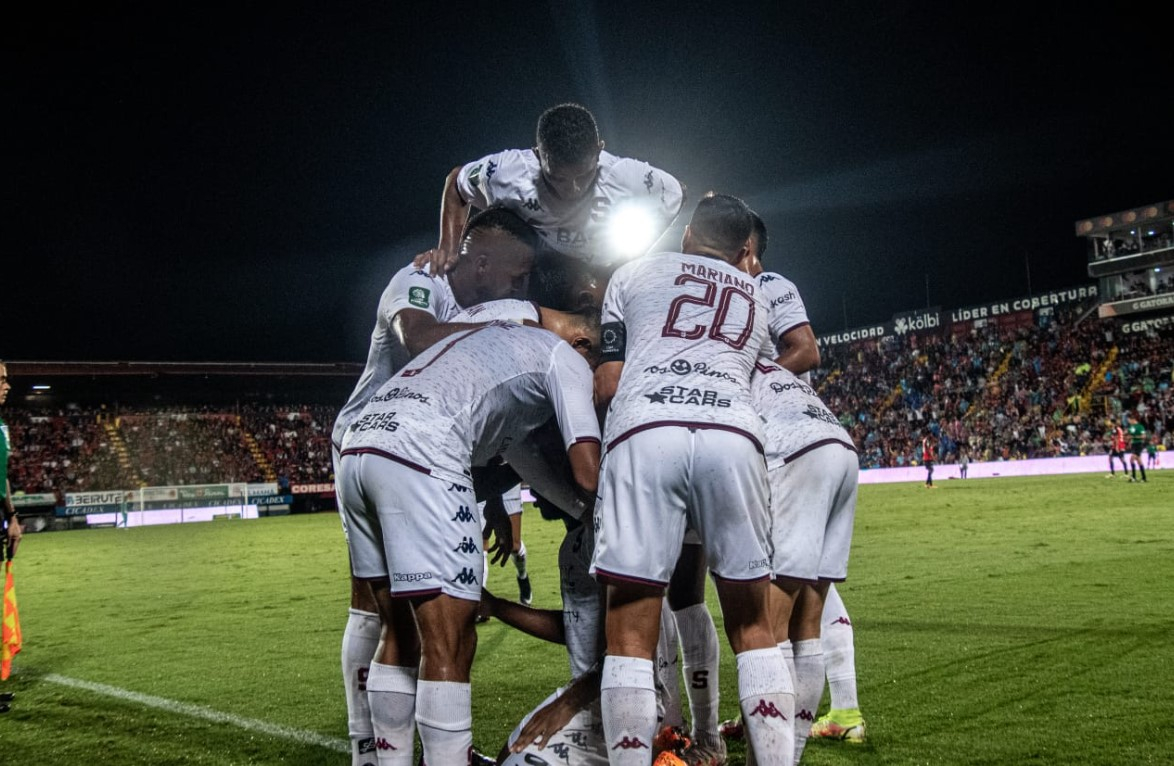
922;433;938;488
1106;420;1128;478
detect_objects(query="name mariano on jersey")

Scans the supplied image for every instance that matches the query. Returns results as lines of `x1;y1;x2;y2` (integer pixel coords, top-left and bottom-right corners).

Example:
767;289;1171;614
598;252;773;451
456;149;685;264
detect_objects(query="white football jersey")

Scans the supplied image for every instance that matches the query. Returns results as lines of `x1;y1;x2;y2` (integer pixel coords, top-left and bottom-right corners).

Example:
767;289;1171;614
332;265;463;449
758;271;811;348
450;299;540;324
455;149;685;264
752;361;855;469
340;325;600;486
600;252;771;451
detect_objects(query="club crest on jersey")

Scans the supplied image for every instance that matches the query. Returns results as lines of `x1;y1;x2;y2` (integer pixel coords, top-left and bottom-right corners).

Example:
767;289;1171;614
408;286;431;308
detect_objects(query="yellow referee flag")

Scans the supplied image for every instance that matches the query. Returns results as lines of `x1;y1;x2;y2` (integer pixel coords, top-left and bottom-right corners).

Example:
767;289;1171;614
1;559;21;681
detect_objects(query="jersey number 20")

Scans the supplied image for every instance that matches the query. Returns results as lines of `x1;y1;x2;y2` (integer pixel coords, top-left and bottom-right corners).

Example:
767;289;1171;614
662;274;755;350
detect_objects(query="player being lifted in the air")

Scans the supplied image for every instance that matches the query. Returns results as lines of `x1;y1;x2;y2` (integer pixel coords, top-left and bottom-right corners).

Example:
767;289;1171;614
418;103;686;309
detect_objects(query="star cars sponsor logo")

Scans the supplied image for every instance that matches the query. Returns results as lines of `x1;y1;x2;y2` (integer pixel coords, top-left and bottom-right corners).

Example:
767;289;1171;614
408;286;431;308
392;571;433;583
644;386;731;407
369;387;432;406
644;359;740;384
351;411;400;433
803;404;841;425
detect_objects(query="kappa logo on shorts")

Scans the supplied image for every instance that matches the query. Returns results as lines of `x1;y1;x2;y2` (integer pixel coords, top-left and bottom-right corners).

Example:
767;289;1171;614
452;536;479;554
567;731;589;748
392;572;433;583
522;197;543;211
830;615;852;627
450;567;479;586
408;286;431;308
748;699;787;720
797;708;815;722
550;742;571;760
447;483;471;493
451;505;475;523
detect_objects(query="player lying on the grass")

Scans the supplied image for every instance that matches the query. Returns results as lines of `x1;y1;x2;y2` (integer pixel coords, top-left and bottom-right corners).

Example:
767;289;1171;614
416;102;685;309
592;193;793;766
337;313;601;765
331;208;542;766
750;360;859;763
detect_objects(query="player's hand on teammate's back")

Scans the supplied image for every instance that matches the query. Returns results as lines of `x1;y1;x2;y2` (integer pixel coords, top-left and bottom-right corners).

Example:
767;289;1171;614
412;247;459;276
482;495;514;566
511;689;582;752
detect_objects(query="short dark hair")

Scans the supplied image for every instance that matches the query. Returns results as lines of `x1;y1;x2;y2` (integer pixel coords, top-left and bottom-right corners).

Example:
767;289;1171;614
688;193;754;259
462;206;540;252
750;211;769;261
536;103;600;167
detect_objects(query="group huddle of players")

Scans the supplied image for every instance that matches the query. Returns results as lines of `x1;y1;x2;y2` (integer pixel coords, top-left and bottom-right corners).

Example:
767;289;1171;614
331;104;866;766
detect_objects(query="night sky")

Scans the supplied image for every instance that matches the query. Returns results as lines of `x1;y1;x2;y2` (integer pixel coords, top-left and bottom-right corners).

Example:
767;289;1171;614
9;2;1172;363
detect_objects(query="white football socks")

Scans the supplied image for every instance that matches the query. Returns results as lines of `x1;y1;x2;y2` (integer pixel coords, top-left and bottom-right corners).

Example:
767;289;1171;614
601;655;658;766
822;585;859;710
342;609;381;766
416;679;472;766
366;662;417;766
792;638;824;761
656;600;684;728
675;603;721;746
737;647;794;766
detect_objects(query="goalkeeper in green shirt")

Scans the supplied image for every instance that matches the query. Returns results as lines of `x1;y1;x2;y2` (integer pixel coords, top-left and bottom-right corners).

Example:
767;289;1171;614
1126;413;1148;483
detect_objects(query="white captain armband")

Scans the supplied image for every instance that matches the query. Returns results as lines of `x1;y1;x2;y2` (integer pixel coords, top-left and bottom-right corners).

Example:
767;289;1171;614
599;321;626;363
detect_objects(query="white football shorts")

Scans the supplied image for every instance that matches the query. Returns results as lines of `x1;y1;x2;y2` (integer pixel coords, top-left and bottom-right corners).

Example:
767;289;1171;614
768;442;858;582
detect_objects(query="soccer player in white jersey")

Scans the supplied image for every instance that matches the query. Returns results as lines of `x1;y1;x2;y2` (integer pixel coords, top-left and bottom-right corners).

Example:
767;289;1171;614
665;212;823;763
419;103;686;308
750;361;859;762
592;194;794;766
336;315;602;766
332;208;539;766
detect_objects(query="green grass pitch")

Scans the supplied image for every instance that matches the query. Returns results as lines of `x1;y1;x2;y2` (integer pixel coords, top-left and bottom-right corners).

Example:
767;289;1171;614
2;472;1172;764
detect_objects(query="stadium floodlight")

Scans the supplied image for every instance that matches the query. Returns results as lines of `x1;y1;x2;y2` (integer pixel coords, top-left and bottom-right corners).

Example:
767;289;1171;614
607;203;658;260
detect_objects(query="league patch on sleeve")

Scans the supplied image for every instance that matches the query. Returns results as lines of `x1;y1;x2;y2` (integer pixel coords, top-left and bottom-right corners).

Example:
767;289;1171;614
408;286;431;309
467;163;483;189
599;321;626;363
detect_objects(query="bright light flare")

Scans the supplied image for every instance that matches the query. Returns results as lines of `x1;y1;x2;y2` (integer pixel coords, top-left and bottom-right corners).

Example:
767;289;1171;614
607;204;658;260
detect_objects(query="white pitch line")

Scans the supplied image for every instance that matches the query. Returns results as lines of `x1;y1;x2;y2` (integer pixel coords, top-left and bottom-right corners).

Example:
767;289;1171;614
44;674;349;753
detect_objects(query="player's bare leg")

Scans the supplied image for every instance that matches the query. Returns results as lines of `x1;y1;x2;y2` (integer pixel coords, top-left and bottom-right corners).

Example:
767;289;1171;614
343;575;383;766
366;579;421;766
601;582;664;765
712;576;794;766
412;592;480;765
668;543;722;752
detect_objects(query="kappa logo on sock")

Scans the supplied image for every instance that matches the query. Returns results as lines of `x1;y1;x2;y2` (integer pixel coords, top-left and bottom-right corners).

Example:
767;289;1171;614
797;709;815;722
830;616;852;627
358;737;376;754
375;737;398;751
748;699;788;720
611;736;650;750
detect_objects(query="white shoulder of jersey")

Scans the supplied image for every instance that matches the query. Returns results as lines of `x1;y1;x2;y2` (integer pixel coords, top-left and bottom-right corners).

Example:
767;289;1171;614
450;299;540;324
382;264;461;324
758;270;811;339
597;152;685;219
455;148;538;208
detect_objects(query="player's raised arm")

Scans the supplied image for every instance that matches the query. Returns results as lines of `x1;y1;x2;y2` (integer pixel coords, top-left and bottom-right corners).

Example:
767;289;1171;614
776;322;820;374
